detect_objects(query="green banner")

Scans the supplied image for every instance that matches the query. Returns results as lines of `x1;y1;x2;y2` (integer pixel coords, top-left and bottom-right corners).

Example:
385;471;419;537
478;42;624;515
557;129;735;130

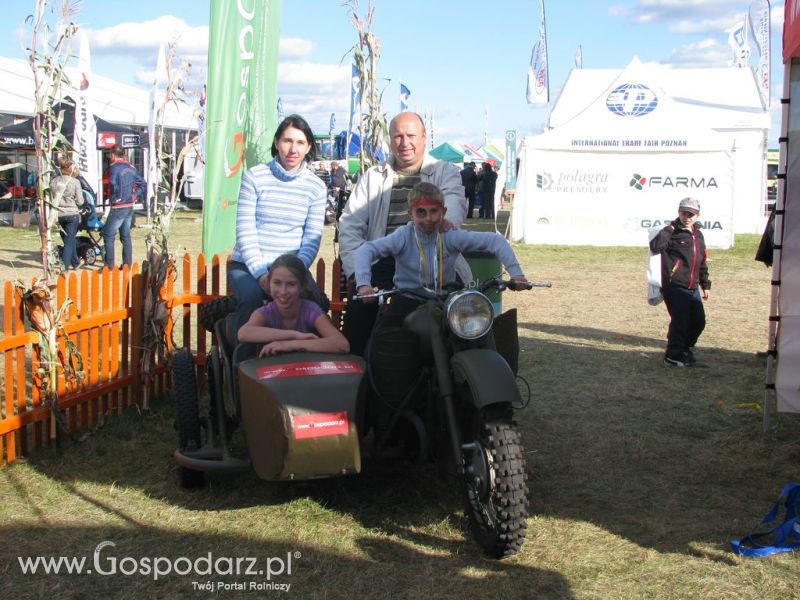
202;0;282;259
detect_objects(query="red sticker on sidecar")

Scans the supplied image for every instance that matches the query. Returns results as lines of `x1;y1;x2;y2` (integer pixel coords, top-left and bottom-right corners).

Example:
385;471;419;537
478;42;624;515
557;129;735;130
293;412;349;439
257;361;363;380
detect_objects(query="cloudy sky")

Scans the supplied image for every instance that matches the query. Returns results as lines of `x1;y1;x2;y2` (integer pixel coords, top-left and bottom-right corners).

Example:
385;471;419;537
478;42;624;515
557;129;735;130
0;0;786;146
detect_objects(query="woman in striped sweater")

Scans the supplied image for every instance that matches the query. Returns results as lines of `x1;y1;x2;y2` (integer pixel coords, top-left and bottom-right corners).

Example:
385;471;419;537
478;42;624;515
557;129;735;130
228;114;328;331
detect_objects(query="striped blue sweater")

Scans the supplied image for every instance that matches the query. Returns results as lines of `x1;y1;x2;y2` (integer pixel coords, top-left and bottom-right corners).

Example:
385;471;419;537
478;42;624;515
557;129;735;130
231;159;327;279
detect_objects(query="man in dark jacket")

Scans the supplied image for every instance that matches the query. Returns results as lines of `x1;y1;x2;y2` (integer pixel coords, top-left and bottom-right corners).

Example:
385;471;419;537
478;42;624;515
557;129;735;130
460;162;477;218
649;196;712;367
103;145;145;268
477;162;497;219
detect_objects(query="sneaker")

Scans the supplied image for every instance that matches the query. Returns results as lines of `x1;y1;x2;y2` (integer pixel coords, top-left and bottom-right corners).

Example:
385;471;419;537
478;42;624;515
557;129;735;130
683;350;697;367
664;355;687;367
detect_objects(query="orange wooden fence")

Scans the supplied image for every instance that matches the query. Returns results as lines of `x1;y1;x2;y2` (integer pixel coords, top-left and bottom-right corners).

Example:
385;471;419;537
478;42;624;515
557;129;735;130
0;254;344;466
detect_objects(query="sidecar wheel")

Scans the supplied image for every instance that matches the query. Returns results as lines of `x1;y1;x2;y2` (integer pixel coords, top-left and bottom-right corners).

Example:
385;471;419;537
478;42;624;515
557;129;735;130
463;404;529;559
172;348;205;488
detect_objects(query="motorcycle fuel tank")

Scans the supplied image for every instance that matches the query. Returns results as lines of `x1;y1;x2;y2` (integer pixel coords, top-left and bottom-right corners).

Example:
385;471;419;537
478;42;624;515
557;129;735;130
238;353;365;481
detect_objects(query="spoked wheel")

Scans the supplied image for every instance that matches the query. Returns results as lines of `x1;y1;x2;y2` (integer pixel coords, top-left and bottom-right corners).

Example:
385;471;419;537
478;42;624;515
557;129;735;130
83;246;97;265
462;403;529;558
172;348;205;488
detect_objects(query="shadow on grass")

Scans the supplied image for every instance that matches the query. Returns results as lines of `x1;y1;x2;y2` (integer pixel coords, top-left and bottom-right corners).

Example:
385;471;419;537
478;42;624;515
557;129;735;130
515;321;800;562
12;321;800;571
0;250;42;272
0;488;573;599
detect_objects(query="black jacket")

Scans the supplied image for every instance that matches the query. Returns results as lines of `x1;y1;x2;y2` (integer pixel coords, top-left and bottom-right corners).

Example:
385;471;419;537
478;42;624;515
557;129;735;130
650;219;711;291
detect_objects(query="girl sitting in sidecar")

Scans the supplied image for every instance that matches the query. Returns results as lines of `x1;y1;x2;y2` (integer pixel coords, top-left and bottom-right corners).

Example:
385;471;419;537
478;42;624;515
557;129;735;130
238;253;349;357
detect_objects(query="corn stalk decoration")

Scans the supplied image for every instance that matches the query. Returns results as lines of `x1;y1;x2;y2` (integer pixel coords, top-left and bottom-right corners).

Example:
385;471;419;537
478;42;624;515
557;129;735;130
27;0;81;282
345;0;388;172
139;41;202;410
14;280;83;440
15;0;84;442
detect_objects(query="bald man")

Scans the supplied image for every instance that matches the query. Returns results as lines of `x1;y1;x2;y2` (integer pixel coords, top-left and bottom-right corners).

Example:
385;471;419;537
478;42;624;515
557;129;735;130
338;111;467;355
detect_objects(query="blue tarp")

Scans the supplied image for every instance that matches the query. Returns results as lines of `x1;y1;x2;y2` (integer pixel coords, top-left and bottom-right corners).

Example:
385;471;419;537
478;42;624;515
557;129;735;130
333;131;387;163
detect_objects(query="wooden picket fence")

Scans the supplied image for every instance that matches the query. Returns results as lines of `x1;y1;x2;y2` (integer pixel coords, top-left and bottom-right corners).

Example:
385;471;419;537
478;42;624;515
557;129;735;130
0;254;344;466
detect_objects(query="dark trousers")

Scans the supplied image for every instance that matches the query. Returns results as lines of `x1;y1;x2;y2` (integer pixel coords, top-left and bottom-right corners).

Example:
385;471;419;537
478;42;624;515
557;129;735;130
59;214;81;269
342;256;396;356
465;190;475;218
662;285;705;359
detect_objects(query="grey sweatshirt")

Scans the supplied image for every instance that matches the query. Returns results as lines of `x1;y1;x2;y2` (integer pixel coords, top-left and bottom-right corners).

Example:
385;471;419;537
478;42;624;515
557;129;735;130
355;221;523;291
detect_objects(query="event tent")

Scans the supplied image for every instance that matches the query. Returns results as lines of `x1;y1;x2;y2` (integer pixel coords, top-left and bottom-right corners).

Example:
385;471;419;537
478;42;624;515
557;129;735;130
0;56;195;130
765;2;800;418
512;57;769;249
430;142;464;163
0;101;142;149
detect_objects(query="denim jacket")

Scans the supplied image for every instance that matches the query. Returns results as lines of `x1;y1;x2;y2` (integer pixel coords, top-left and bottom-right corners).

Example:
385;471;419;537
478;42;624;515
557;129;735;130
108;160;146;208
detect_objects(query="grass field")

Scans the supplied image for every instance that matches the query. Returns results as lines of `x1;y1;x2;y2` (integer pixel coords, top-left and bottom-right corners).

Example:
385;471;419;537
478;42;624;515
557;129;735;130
1;211;799;599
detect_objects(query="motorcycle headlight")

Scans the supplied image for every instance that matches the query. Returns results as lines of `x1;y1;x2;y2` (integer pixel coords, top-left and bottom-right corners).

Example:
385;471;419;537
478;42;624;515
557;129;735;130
446;290;494;339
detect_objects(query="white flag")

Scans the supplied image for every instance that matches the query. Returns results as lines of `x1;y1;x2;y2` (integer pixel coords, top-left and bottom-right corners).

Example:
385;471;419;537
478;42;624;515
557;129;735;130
749;0;771;108
575;45;583;69
727;15;750;68
526;0;549;105
147;42;167;212
74;32;100;196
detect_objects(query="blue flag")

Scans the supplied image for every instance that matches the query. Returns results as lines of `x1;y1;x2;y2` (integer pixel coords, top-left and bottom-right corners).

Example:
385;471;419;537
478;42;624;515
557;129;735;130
400;83;411;112
277;97;284;122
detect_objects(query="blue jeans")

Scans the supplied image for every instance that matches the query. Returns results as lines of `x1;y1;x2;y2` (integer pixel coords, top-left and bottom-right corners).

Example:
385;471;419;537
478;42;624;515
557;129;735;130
58;214;81;269
102;207;133;268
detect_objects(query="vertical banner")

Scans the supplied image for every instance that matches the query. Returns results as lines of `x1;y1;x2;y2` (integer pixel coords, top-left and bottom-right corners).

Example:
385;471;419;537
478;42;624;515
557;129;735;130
526;0;549;105
504;130;517;192
749;0;771;108
202;0;282;258
345;62;360;164
147;42;167;217
727;15;750;67
74;32;99;196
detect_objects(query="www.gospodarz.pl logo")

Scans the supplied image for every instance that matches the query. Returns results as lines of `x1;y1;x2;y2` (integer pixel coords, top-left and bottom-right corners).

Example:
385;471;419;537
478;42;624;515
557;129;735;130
16;540;298;585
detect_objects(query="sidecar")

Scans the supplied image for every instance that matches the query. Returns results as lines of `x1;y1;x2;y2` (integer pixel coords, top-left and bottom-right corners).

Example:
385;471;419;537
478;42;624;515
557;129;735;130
172;311;366;488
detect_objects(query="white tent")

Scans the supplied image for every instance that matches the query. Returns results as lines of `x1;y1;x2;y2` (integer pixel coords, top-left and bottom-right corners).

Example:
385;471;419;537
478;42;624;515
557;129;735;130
0;56;195;129
512;58;769;249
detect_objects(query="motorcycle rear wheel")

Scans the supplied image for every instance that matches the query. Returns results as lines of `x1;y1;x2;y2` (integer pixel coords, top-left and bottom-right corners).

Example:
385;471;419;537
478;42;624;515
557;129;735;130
199;295;238;333
463;403;529;558
172;348;205;488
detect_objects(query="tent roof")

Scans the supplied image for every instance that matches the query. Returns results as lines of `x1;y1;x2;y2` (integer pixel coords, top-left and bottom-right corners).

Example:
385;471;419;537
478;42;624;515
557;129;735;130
0;55;196;129
549;56;768;132
430;142;464;163
528;57;742;153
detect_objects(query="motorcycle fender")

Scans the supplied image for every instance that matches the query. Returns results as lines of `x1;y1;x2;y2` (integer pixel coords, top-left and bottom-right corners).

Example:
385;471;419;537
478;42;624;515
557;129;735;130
451;349;520;409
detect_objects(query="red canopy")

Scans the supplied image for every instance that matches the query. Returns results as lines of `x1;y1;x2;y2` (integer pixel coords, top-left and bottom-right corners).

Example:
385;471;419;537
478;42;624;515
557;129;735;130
784;0;800;61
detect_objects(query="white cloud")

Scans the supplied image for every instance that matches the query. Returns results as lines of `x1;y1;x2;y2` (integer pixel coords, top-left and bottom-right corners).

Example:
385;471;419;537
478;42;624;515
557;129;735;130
90;15;207;56
664;38;733;66
280;37;313;60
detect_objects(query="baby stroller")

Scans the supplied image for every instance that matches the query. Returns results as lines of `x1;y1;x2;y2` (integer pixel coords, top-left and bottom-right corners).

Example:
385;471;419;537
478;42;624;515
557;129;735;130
74;176;105;265
57;175;105;266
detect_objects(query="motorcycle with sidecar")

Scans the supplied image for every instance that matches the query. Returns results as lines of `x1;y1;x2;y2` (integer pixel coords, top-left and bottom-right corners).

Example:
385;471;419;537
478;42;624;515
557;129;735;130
172;277;544;558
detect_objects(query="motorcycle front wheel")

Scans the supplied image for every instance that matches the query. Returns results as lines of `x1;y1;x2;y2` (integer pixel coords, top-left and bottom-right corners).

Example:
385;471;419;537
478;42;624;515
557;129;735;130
462;403;529;559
